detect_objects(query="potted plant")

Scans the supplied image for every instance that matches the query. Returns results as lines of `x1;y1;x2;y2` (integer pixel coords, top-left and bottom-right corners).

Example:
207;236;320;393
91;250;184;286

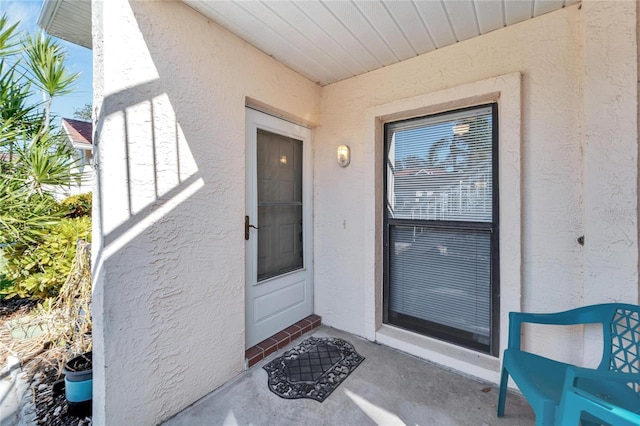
63;351;92;416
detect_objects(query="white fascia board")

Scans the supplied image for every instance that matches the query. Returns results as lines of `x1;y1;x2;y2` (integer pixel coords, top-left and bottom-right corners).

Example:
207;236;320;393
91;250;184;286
37;0;64;33
37;0;92;49
72;142;92;151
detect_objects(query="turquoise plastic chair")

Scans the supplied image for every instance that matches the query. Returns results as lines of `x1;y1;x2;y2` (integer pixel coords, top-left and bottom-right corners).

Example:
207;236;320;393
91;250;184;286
497;303;640;425
557;366;640;426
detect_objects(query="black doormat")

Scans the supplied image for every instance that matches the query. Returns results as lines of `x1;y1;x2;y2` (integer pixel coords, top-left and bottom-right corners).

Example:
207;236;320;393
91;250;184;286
263;337;365;402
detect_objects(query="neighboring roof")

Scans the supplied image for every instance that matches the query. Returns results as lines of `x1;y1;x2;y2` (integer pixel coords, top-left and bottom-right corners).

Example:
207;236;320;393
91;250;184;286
61;118;92;148
37;0;92;49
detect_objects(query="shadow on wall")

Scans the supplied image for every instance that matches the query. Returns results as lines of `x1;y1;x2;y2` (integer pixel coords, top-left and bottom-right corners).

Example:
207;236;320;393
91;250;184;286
92;1;247;423
96;78;204;251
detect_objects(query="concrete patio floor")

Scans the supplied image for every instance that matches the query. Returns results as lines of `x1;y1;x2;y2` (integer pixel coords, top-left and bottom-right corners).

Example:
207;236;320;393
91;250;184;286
164;326;535;426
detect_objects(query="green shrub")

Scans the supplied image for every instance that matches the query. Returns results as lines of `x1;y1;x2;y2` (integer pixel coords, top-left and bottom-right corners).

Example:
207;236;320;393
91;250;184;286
0;247;9;300
0;276;12;300
59;192;92;218
1;216;91;300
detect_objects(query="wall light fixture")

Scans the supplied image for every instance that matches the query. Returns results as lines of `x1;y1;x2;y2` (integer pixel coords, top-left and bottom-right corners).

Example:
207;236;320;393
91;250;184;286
337;145;351;167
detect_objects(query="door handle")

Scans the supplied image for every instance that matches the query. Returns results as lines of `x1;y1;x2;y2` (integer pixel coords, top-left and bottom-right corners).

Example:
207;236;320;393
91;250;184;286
245;215;259;240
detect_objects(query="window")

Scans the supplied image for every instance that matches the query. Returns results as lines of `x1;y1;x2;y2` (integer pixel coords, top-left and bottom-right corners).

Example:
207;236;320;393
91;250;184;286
383;104;499;355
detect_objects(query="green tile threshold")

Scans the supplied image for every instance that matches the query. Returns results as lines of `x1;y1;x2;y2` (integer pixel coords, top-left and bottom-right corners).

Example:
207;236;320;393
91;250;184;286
245;314;322;367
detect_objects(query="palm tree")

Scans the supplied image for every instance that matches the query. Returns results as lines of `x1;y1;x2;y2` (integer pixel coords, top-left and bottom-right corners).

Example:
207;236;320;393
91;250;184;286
23;32;78;134
0;14;81;246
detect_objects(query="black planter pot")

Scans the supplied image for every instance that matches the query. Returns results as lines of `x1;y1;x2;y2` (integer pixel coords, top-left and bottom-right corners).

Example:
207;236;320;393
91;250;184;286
63;351;92;416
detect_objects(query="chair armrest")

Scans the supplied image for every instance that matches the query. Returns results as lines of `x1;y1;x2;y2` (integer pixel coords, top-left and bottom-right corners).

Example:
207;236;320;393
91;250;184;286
558;366;640;424
507;310;593;350
564;366;640;390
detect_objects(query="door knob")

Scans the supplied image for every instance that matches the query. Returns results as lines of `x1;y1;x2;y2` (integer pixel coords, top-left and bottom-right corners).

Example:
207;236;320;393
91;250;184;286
245;216;259;240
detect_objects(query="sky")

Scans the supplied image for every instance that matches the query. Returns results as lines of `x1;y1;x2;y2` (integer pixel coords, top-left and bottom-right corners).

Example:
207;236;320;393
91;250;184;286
0;0;93;122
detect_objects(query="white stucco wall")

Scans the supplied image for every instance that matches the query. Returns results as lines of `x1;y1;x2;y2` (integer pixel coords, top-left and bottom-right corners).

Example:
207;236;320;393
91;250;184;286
91;0;638;423
313;1;638;379
91;1;320;424
581;0;639;364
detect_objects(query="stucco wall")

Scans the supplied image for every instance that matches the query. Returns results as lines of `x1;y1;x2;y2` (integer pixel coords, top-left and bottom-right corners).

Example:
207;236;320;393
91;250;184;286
92;0;638;423
581;0;639;363
92;1;320;424
314;1;637;374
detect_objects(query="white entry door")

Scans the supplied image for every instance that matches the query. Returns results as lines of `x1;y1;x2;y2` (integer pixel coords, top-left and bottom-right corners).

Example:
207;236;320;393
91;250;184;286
245;108;313;348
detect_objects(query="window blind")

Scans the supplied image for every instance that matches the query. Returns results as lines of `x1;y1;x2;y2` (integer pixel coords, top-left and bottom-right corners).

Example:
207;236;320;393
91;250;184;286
387;106;493;223
384;104;497;352
388;226;491;343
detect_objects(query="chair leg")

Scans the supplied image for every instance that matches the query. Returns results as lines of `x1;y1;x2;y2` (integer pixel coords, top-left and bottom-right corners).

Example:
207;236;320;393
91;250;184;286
497;367;509;417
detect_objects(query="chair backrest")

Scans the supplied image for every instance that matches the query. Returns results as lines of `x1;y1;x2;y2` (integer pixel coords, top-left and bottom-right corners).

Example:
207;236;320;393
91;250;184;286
603;304;640;374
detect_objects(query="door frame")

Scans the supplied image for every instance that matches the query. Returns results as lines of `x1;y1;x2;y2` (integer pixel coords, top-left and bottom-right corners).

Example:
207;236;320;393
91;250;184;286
244;107;314;348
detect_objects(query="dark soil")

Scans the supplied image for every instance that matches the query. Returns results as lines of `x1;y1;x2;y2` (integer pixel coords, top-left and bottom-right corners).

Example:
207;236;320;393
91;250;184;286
65;353;92;373
34;366;91;426
0;297;36;317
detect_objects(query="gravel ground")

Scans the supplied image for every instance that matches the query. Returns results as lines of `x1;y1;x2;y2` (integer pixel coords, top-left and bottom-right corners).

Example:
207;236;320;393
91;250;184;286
1;298;92;426
33;367;91;426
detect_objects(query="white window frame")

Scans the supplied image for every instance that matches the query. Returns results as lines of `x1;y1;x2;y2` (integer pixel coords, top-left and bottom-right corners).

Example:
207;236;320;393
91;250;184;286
383;103;500;355
363;73;521;383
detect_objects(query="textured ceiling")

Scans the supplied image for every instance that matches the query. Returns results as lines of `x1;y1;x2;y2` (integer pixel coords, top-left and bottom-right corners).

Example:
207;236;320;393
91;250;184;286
38;0;579;86
184;0;579;86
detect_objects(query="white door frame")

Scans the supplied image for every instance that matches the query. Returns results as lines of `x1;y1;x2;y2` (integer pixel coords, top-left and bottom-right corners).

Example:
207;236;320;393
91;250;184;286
245;108;314;348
